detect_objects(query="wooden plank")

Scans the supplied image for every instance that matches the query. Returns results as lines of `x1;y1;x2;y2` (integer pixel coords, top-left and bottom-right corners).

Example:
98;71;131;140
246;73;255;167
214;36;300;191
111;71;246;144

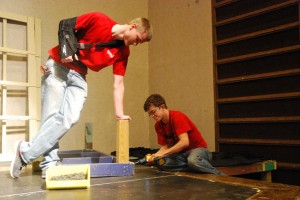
2;19;7;47
34;18;42;57
213;0;239;8
0;80;34;87
216;45;300;64
0;47;29;55
36;88;41;121
0;11;27;22
218;138;300;146
27;17;35;53
1;120;7;155
28;55;38;113
216;22;300;46
85;123;93;150
0;80;35;87
217;92;300;103
217;68;300;84
178;172;300;199
28;54;38;140
1;18;7;156
27;16;41;140
215;0;300;26
1;47;7;155
218;116;300;123
277;162;300;170
261;171;272;182
34;17;42;133
35;18;42;88
0;115;30;120
116;120;129;163
27;28;36;86
217;160;277;177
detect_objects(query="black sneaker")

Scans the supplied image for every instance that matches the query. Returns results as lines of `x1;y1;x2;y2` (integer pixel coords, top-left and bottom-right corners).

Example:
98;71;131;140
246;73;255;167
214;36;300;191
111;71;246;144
10;140;27;178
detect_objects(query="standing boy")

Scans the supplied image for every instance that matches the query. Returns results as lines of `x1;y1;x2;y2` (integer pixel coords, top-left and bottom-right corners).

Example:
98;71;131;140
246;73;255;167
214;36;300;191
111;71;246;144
10;12;153;178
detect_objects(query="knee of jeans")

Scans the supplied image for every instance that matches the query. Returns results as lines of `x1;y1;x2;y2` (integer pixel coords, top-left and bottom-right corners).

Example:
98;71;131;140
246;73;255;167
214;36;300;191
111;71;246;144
187;156;197;166
64;117;80;129
187;155;206;166
57;112;80;130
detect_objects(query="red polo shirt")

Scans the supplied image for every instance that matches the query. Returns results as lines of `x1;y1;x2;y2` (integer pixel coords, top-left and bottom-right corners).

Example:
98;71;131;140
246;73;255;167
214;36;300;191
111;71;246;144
155;110;207;152
48;12;130;76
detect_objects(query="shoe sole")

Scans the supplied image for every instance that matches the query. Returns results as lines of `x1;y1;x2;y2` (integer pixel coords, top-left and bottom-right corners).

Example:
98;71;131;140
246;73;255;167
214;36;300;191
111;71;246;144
10;140;22;178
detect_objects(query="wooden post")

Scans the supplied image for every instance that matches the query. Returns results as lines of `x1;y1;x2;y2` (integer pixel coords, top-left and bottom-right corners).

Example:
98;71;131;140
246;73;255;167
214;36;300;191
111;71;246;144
85;123;93;150
116;120;129;163
261;171;272;182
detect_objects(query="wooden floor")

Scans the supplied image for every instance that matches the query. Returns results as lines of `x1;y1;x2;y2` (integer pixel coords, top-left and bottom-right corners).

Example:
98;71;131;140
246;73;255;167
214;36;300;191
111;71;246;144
0;162;299;200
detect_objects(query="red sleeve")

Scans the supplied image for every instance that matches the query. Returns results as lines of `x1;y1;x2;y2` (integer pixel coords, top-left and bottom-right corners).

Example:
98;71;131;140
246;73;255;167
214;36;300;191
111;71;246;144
113;57;128;76
112;46;130;76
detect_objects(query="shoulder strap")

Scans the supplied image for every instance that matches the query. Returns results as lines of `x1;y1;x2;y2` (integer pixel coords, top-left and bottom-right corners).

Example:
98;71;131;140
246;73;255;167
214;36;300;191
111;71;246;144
74;40;125;50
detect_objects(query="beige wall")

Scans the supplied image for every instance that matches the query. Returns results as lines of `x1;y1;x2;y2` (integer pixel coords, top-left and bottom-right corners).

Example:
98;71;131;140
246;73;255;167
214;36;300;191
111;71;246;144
148;0;216;151
0;0;215;155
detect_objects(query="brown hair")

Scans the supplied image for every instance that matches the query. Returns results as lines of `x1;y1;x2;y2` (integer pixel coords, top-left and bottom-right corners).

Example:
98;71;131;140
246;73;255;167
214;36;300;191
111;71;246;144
143;94;167;112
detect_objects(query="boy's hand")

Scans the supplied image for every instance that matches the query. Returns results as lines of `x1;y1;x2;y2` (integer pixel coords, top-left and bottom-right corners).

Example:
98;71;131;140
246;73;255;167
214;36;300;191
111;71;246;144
61;54;78;63
116;115;131;120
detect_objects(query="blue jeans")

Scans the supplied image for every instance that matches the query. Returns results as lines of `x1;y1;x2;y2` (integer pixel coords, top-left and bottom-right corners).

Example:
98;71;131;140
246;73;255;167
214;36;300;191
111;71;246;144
19;58;87;169
184;148;222;174
156;148;222;175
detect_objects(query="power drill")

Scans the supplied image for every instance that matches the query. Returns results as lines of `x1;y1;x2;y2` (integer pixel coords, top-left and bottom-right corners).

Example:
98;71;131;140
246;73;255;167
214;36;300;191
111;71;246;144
135;154;166;166
135;154;151;164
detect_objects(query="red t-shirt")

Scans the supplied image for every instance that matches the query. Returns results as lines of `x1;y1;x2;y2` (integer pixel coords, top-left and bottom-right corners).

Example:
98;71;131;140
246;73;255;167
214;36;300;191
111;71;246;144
155;110;207;152
48;12;130;76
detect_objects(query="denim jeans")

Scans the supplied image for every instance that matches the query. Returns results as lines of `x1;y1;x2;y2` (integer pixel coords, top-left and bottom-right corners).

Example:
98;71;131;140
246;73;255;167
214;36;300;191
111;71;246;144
157;148;222;175
184;148;222;174
19;58;87;169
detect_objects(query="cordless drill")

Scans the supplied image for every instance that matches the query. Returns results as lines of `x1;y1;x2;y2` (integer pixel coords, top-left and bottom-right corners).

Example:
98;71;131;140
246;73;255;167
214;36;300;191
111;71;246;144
135;154;166;166
135;154;151;164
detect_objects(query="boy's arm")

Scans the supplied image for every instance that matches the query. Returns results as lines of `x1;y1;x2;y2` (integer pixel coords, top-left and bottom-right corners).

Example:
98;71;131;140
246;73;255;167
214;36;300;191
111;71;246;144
161;133;189;156
113;74;131;120
149;145;168;162
150;133;189;161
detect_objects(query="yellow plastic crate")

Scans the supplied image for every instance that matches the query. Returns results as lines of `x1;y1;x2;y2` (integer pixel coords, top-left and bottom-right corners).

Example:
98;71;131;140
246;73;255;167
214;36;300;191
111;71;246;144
46;164;90;190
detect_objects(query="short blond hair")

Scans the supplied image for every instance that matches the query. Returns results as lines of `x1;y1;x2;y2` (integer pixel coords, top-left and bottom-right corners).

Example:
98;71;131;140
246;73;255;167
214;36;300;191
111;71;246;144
129;17;153;41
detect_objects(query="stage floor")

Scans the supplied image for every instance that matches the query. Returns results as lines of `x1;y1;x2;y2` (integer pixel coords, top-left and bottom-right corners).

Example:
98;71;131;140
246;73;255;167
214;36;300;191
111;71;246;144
0;162;299;199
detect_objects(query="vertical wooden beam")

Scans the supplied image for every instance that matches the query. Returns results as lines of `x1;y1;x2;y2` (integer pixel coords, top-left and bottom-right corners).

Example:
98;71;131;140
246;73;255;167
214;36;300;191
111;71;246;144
261;171;272;182
34;18;42;126
27;17;35;53
116;120;129;163
1;19;7;155
27;17;37;140
27;16;41;140
85;122;93;150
